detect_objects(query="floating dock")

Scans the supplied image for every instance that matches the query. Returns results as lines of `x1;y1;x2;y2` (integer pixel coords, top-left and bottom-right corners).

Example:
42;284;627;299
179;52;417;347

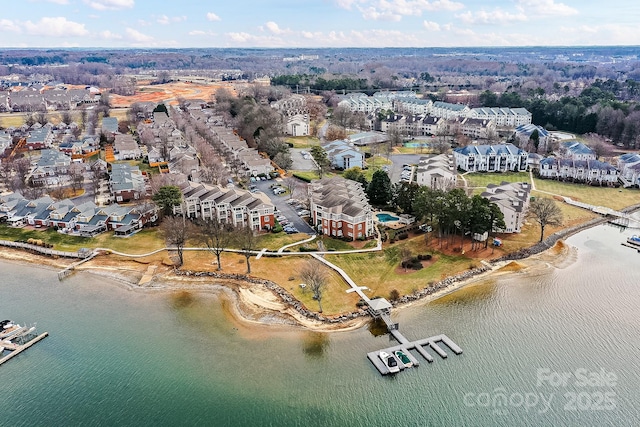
367;333;462;375
0;326;48;367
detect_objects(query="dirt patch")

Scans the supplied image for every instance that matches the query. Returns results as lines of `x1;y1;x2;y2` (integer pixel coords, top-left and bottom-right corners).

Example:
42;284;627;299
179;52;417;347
497;261;525;272
109;81;239;108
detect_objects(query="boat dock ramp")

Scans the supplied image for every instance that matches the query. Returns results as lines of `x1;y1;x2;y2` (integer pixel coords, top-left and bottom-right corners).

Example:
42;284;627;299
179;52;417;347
367;332;462;375
0;323;48;367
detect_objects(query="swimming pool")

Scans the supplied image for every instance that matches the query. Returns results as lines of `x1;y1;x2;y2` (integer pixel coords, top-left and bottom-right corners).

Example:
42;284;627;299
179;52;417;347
376;213;400;222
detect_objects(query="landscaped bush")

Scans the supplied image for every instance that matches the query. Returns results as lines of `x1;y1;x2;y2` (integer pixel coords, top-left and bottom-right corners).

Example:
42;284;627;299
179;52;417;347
292;173;312;183
397;232;409;240
401;257;423;270
417;254;432;260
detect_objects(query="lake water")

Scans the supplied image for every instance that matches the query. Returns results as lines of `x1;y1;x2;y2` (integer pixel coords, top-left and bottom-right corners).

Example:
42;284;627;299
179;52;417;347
1;224;639;426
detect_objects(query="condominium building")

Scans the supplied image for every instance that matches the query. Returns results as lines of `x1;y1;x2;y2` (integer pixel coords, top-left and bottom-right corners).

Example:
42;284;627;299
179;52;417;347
308;177;374;239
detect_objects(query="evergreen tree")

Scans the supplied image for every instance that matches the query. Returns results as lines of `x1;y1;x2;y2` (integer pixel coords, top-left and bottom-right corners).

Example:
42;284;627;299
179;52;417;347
367;170;392;206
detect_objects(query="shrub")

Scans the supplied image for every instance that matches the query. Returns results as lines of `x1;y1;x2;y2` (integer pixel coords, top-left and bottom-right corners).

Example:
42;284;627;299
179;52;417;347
397;232;409;240
389;289;400;301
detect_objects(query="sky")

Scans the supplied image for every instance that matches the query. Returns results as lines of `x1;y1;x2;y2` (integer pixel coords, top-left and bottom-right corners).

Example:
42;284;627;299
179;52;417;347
1;0;639;49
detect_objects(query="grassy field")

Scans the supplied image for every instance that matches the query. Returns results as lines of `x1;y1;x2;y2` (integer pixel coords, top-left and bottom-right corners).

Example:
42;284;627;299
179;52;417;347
327;243;473;300
464;171;640;211
464;172;531;189
533;179;639;210
180;250;361;314
0;226;166;253
285;136;321;149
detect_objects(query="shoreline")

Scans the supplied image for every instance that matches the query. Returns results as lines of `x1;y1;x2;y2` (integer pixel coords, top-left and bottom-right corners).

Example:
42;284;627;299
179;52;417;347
0;210;636;332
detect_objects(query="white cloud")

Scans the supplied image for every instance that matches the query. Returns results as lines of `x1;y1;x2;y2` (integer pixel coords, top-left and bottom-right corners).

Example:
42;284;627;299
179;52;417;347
360;7;402;21
457;9;528;25
423;20;441;31
188;30;217;37
156;15;186;25
125;27;153;43
84;0;134;11
264;21;289;35
227;32;253;43
517;0;578;16
0;19;21;33
206;12;221;22
97;30;122;40
342;0;464;21
24;17;89;37
28;0;70;4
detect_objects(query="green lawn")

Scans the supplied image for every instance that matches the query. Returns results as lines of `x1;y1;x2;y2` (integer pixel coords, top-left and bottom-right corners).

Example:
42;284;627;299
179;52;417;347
327;243;473;300
464;172;531;189
257;232;309;251
533;179;639;210
285;136;321;149
0;225;165;253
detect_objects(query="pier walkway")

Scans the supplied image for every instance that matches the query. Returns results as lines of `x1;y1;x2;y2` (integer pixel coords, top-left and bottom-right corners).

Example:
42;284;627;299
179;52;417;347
367;333;463;375
0;332;48;367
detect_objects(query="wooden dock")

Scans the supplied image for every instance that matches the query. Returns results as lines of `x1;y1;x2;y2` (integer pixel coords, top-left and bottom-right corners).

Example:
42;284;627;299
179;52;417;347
367;333;462;375
0;332;48;367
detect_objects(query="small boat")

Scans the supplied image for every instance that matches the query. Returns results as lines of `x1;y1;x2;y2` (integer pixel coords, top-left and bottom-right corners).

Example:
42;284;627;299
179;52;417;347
11;326;36;341
0;325;25;339
379;351;400;374
394;350;413;367
627;235;640;247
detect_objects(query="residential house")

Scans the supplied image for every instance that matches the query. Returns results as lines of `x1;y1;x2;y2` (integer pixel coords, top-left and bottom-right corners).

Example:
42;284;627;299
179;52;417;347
0;131;13;156
430;101;470;120
469;107;532;127
415;154;457;190
481;182;531;233
271;94;309;137
618;153;640;187
559;140;596;161
321;139;365;170
539;157;619;185
308;177;374;239
459;117;496;140
30;149;71;186
113;134;142;160
174;181;275;231
453;143;528;172
109;163;146;202
25;126;54;150
101;117;119;135
514;124;551;153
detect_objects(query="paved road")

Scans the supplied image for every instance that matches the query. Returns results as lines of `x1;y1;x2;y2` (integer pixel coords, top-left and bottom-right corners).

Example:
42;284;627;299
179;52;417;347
253;179;315;235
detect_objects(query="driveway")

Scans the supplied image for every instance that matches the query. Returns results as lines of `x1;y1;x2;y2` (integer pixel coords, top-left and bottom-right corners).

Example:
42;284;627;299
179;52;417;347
253;179;315;235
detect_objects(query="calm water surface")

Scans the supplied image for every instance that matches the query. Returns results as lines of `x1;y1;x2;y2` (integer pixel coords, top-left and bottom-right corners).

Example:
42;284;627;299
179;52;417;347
1;224;639;426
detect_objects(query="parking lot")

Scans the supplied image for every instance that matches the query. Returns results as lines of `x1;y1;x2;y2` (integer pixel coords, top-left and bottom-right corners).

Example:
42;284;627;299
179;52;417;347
253;179;315;235
290;148;317;171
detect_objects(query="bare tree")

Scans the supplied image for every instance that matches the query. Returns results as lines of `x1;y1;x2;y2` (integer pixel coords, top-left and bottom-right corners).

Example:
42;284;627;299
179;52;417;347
300;259;329;313
528;198;563;242
88;160;105;196
11;157;31;192
198;218;233;271
235;225;258;274
400;246;412;272
162;216;192;267
68;162;85;194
